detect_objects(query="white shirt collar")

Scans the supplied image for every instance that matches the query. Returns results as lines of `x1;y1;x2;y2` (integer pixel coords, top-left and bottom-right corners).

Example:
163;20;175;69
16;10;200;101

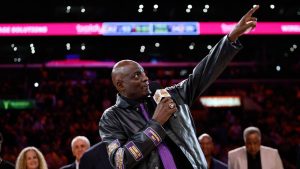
75;160;79;169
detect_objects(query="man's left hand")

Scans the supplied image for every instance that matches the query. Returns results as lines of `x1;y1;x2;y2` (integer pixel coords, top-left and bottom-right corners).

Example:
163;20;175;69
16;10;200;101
228;5;260;42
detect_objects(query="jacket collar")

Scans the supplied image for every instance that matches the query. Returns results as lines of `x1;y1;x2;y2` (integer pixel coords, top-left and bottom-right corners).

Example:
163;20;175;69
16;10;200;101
116;94;150;108
116;94;138;108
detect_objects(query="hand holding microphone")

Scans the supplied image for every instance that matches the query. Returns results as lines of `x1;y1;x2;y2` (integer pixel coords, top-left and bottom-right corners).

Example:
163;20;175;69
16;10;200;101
152;89;178;125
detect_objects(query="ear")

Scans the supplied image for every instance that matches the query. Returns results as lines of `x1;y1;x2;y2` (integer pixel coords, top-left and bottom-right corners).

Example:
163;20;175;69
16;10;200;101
116;80;125;92
71;148;76;156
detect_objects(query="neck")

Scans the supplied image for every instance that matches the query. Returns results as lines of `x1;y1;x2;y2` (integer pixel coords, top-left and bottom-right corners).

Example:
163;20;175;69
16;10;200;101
205;156;212;168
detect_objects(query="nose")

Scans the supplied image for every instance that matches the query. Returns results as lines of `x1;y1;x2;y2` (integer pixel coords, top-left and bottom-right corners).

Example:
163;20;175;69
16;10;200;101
141;72;149;82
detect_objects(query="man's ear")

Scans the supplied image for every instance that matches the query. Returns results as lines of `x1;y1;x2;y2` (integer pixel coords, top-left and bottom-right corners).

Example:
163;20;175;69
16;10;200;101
116;80;125;92
71;148;76;156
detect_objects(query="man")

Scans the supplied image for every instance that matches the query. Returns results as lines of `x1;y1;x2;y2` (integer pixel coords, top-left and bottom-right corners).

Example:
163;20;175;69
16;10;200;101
79;141;113;169
0;132;14;169
60;136;90;169
297;145;300;169
99;5;260;169
198;133;227;169
228;126;284;169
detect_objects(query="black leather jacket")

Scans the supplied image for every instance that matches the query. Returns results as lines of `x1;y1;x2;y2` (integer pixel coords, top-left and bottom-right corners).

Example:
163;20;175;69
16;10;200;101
99;35;242;169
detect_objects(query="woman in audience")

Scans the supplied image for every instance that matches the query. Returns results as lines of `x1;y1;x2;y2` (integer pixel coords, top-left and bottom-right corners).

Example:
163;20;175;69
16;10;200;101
15;146;48;169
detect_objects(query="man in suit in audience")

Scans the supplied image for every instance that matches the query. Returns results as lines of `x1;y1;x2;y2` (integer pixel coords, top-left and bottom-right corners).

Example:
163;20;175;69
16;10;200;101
60;136;90;169
297;144;300;169
0;132;14;169
79;141;113;169
228;126;284;169
198;133;227;169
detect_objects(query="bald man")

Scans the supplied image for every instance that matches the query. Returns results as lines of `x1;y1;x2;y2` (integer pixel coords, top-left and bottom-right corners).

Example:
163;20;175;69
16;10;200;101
198;134;227;169
99;5;259;169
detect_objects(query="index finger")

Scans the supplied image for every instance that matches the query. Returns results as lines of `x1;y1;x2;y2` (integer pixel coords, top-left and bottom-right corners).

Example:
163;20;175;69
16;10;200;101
246;5;260;17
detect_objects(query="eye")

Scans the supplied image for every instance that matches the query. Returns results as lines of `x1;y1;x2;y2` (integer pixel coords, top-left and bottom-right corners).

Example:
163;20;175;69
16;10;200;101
134;72;141;79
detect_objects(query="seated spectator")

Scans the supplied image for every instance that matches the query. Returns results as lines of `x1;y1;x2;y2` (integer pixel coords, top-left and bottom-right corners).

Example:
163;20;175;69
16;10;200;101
198;133;227;169
15;146;48;169
297;144;300;169
0;132;14;169
228;126;284;169
60;136;90;169
79;141;113;169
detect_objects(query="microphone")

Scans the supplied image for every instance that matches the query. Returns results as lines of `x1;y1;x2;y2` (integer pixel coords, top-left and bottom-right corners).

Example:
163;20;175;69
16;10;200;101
149;81;177;118
153;89;171;104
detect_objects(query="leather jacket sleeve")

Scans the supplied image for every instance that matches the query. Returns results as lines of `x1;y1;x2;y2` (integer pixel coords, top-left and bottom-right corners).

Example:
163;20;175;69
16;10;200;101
100;107;166;169
172;35;242;107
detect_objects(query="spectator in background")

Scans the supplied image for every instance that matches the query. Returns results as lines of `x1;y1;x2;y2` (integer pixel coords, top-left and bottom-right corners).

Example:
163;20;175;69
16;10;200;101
0;132;14;169
228;126;284;169
297;144;300;169
79;142;113;169
198;133;227;169
15;146;48;169
60;136;90;169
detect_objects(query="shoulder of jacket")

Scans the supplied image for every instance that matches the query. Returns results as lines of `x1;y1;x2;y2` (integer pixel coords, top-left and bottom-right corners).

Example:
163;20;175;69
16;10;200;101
60;163;74;169
102;105;119;115
228;146;246;155
213;158;227;166
261;145;278;152
100;106;120;123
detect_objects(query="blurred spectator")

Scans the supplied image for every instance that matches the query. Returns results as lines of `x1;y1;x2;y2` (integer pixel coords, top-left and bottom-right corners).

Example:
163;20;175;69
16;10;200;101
15;146;48;169
297;145;300;169
0;132;14;169
0;68;299;168
198;133;227;169
60;136;90;169
228;126;283;169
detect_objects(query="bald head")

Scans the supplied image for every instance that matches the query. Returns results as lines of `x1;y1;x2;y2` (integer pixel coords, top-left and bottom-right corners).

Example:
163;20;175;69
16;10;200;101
111;60;138;87
198;133;212;142
111;60;149;99
198;133;214;158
